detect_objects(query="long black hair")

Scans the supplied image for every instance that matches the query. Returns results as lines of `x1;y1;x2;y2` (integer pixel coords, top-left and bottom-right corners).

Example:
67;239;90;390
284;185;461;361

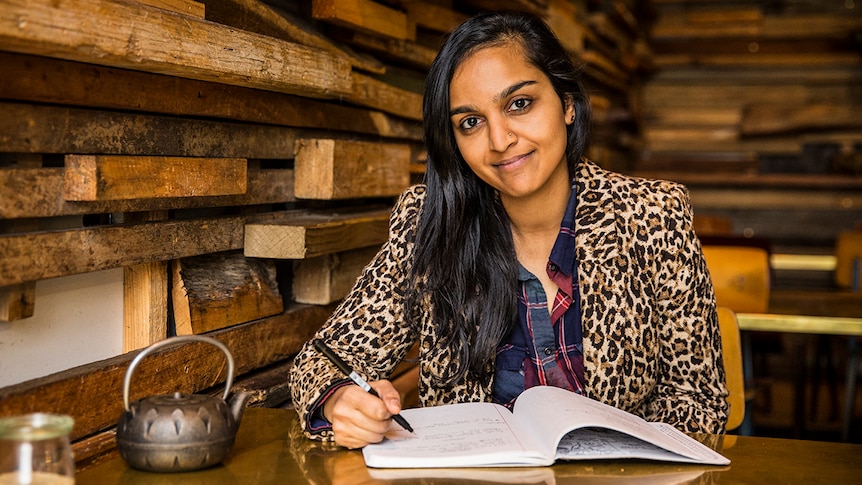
406;11;592;386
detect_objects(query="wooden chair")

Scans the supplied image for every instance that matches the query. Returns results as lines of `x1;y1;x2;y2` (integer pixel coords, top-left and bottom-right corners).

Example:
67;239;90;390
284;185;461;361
835;231;862;291
702;245;771;435
702;246;771;314
718;306;746;431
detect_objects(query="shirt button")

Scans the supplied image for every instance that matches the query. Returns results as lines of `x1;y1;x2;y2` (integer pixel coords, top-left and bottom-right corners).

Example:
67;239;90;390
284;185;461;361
544;347;554;356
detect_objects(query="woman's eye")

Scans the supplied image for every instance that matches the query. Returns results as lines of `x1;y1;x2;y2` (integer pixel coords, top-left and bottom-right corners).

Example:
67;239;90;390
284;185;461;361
509;98;531;112
459;116;481;131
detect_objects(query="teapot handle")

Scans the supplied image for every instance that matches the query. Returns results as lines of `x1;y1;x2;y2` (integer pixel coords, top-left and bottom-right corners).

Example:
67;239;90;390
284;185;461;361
122;335;236;412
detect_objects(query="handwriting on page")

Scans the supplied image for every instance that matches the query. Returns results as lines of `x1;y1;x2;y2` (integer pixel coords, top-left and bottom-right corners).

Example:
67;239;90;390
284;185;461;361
376;404;529;456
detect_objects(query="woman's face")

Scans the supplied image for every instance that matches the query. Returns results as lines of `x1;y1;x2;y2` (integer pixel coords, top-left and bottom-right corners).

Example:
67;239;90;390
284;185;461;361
448;42;574;201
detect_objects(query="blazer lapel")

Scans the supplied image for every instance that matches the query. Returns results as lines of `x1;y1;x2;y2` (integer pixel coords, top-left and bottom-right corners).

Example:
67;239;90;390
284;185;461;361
573;160;626;401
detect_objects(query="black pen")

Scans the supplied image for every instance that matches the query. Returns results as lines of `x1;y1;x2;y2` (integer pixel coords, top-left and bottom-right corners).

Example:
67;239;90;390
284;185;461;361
312;338;415;434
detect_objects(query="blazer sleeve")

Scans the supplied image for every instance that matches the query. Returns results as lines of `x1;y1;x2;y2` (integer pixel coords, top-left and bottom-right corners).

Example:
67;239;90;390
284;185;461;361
289;186;424;440
646;182;729;434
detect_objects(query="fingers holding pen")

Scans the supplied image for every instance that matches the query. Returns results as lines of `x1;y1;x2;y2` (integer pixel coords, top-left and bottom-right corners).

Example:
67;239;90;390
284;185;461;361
325;382;400;449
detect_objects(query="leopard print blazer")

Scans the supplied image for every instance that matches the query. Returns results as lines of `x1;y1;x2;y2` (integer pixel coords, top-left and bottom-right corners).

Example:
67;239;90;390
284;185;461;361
290;158;729;439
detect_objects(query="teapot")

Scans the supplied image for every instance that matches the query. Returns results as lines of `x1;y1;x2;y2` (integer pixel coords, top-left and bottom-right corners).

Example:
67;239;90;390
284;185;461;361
116;335;251;472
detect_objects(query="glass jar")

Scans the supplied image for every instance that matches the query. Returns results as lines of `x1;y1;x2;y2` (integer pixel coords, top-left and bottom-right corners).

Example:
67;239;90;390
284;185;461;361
0;414;75;484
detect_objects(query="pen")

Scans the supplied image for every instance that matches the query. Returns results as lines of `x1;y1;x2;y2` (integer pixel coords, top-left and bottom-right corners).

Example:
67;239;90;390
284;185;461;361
312;338;415;434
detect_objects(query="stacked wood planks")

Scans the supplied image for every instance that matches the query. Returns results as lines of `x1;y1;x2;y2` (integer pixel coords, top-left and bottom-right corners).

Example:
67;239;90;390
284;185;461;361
640;0;862;169
635;0;862;250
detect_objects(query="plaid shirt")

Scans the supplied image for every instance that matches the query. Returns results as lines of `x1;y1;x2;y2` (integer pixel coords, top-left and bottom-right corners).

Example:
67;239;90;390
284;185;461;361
493;179;585;407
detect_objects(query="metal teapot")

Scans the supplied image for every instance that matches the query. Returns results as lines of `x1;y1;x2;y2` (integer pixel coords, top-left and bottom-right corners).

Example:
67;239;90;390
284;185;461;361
116;335;251;472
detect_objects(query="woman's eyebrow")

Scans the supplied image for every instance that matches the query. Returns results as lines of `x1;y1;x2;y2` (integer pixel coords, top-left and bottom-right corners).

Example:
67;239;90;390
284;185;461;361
494;80;536;103
449;80;538;117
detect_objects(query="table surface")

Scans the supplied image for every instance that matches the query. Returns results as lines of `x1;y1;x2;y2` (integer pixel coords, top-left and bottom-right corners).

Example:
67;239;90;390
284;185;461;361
77;407;862;484
737;312;862;336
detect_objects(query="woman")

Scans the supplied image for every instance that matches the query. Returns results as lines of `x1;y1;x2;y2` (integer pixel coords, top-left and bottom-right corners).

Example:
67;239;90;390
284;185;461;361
290;11;728;448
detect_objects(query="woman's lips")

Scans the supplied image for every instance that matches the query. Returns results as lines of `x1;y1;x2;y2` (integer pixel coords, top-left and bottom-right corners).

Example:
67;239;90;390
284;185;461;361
494;150;533;168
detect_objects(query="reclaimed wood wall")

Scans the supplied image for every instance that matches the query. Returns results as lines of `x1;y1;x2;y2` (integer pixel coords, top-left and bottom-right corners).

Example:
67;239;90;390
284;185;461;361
635;0;862;251
0;0;651;470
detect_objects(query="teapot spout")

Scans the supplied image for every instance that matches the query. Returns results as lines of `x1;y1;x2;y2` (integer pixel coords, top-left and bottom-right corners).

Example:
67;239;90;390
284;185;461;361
229;391;252;425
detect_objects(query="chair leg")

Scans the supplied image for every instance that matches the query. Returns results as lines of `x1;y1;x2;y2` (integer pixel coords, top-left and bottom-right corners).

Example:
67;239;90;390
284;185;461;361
841;336;859;442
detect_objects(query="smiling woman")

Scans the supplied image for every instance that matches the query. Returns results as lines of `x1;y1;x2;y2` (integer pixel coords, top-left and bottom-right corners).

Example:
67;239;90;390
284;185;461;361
290;11;728;449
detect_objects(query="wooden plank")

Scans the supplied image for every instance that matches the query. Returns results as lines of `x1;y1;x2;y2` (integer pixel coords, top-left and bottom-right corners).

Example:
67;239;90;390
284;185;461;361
123;261;169;352
173;252;283;335
0;208;39;321
0;168;293;219
349;71;423;121
230;361;293;409
294;138;411;200
0;101;422;157
201;0;385;74
653;13;862;40
244;208;390;259
547;0;586;54
643;107;742;127
644;65;862;84
641;84;813;110
0;53;422;138
0;0;353;99
0;283;36;322
403;1;467;34
292;246;380;304
0;216;246;287
0;101;295;157
63;155;247;201
0;303;335;442
654;52;861;68
71;429;118;472
338;30;438;70
122;210;170;352
741;103;862;135
140;0;205;17
312;0;413;41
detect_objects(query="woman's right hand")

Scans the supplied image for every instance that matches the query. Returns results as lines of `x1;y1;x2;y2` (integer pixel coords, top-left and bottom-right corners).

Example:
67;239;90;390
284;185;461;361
323;379;403;449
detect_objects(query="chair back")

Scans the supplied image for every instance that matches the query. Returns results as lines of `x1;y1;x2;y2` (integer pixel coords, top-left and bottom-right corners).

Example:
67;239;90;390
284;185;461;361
834;231;862;291
702;246;770;313
717;306;745;431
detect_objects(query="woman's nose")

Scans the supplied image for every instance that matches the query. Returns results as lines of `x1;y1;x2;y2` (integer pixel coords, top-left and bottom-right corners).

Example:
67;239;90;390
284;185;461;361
488;120;516;152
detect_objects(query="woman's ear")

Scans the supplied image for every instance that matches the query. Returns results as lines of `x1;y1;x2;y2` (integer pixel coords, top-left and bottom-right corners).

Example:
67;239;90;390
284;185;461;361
564;94;575;125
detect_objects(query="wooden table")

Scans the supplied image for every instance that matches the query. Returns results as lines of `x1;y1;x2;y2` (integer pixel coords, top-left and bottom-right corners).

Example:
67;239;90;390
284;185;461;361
77;407;862;484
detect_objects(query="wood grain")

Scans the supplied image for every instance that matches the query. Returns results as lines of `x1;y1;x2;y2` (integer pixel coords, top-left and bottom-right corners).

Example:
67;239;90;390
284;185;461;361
0;217;245;286
0;0;353;98
312;0;412;40
0;53;422;138
64;155;247;201
201;0;384;74
349;71;423;121
141;0;205;17
244;208;390;259
173;252;283;335
292;246;379;304
0;167;294;219
294;138;411;200
0;101;423;156
123;261;169;352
